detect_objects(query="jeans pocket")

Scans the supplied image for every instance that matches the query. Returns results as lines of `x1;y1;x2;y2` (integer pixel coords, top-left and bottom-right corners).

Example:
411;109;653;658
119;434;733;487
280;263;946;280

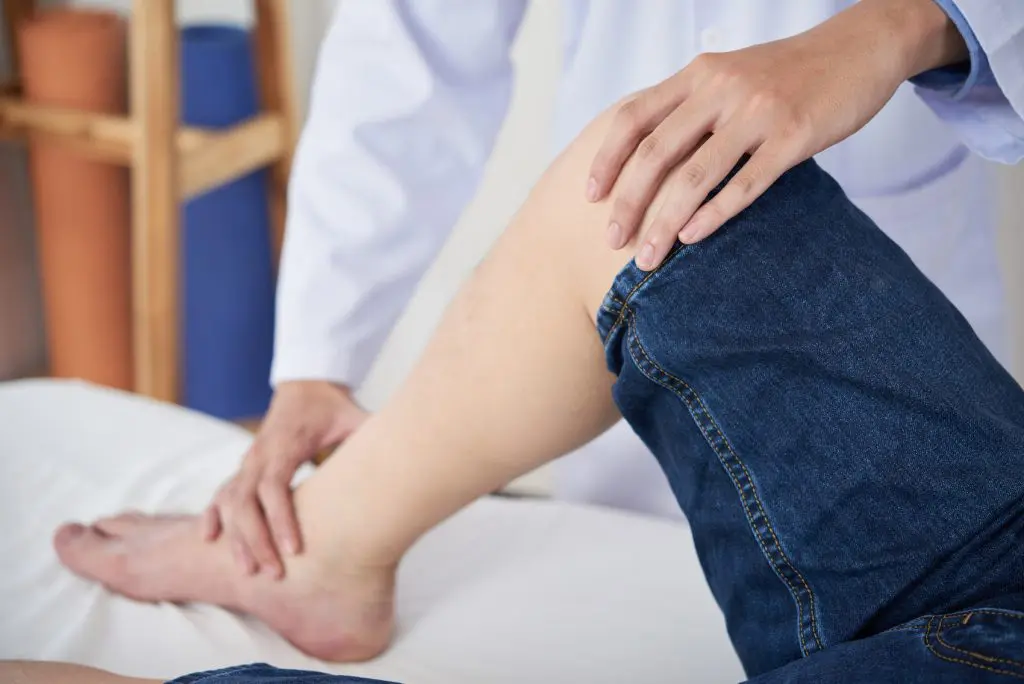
924;610;1024;679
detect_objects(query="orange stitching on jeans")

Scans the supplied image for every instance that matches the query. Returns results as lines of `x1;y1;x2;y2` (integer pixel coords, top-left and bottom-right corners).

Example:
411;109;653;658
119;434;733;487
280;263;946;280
946;610;1024;622
684;376;826;652
924;615;1024;679
623;324;815;652
881;609;1024;635
625;313;825;652
600;296;626;319
622;310;823;655
606;245;688;343
933;613;1024;668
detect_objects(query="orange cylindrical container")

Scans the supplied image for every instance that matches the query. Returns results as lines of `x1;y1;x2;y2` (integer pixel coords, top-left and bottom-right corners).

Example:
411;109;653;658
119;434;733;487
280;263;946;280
17;9;133;389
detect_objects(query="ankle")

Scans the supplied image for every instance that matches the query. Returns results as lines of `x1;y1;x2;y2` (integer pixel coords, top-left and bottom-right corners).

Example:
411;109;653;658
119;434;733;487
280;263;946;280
291;547;397;603
268;553;397;662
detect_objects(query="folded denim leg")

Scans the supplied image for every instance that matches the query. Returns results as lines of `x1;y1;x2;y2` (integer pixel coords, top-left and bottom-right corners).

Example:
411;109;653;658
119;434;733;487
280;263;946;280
598;159;1024;677
746;593;1024;683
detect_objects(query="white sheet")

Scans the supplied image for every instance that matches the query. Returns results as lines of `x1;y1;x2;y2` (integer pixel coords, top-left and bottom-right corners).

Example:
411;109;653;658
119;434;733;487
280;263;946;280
0;379;744;683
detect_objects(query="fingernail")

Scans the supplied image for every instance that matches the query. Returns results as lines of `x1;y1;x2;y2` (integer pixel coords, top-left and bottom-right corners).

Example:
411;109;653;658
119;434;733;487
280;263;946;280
281;537;297;556
607;222;622;248
586;177;599;202
637;243;655;270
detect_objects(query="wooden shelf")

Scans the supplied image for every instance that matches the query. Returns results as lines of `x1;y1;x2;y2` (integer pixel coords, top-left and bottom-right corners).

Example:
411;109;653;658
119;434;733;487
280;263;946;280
1;0;298;403
178;112;286;199
0;95;143;163
0;97;287;199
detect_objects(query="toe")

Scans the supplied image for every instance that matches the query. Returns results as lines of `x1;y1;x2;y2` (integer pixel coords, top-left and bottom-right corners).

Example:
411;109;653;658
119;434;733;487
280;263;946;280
54;515;219;605
93;511;146;536
53;522;88;549
53;523;126;586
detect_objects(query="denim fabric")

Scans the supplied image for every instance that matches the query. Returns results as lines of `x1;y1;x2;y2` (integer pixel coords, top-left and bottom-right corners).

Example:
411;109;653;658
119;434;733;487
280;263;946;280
598;159;1024;681
167;663;397;684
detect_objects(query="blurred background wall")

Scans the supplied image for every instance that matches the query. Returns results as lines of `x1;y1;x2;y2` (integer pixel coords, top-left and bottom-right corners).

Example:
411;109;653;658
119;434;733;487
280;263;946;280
2;0;1022;404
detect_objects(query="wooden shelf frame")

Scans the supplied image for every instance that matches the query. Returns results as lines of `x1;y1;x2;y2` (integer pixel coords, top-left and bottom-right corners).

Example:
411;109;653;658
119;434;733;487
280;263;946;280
0;0;298;403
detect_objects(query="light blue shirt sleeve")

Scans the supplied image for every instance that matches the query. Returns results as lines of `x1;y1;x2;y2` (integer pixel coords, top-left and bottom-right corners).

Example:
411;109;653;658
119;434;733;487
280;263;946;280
910;0;1024;164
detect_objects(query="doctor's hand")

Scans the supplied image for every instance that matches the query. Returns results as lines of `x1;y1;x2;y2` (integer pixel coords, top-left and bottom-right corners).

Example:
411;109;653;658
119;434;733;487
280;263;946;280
586;0;969;270
201;380;369;578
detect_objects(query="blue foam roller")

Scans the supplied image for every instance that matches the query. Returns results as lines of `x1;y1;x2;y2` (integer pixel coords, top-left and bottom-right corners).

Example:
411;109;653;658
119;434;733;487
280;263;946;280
180;25;275;419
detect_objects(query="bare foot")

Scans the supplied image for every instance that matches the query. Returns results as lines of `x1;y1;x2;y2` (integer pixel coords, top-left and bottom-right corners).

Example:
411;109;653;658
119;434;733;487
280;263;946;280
53;513;395;662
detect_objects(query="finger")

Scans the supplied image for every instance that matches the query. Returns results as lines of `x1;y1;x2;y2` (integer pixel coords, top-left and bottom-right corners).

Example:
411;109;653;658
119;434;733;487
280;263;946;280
231;538;258;576
678;143;794;245
587;77;692;202
201;504;222;542
226;493;284;579
226;493;284;581
258;473;303;559
202;475;241;542
635;128;753;271
606;96;714;249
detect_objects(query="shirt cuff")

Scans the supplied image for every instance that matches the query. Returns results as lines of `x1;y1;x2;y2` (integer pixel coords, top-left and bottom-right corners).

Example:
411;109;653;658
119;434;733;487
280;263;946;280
910;0;995;100
908;0;1024;163
909;0;995;98
269;341;368;390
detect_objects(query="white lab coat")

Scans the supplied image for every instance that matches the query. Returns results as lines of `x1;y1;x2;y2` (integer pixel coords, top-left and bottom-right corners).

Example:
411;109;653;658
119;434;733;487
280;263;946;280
273;1;1024;518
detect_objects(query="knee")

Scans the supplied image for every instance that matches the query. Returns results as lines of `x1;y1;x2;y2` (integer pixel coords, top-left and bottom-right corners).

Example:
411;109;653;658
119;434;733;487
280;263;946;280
504;92;712;320
517;96;651;314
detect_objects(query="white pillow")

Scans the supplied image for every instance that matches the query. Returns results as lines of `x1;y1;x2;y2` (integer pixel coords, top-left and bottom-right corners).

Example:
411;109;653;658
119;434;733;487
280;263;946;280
0;379;744;683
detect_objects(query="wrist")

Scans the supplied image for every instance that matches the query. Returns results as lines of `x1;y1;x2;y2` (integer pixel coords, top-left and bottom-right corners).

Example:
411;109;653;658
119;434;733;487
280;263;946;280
277;378;351;393
860;0;969;80
274;380;357;417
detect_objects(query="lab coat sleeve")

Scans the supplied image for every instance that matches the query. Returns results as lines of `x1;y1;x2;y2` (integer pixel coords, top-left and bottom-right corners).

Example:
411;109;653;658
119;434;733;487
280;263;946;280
270;0;528;388
910;0;1024;164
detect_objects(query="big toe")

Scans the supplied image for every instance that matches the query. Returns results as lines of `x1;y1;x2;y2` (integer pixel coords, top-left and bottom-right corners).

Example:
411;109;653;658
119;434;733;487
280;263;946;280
93;510;148;536
53;523;122;584
53;522;93;557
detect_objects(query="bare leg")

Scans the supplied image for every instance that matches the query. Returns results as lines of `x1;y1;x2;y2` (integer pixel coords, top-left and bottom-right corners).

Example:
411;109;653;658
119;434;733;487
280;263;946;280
54;103;665;661
0;661;159;684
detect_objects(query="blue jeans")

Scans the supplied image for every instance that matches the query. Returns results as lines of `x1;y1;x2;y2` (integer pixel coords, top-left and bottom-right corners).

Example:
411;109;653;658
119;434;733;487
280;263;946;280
599;159;1024;681
167;663;396;683
171;160;1024;683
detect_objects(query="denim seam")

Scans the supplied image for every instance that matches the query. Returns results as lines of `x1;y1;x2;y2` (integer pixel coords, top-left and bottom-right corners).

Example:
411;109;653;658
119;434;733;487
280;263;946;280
943;609;1024;622
622;308;824;657
933;613;1024;668
924;615;1024;679
603;246;688;345
600;297;626;329
600;303;621;316
602;307;626;344
877;608;1024;638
